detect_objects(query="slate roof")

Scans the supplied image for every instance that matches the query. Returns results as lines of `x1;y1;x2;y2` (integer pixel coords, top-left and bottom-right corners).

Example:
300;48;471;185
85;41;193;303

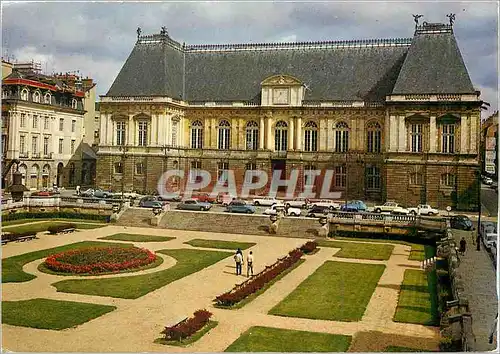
106;23;475;102
392;24;475;94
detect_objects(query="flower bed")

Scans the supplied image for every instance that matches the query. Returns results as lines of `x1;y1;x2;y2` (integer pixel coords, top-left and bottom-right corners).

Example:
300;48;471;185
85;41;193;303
44;246;157;274
161;309;212;342
300;241;318;254
214;244;308;307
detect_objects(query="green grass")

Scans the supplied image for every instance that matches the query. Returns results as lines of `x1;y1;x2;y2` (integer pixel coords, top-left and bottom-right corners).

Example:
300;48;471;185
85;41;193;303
52;248;232;299
2;221;106;234
224;326;351;352
98;233;175;243
2;298;116;330
393;269;439;326
408;245;436;261
215;259;306;310
37;254;164;276
317;239;394;260
2;241;133;283
269;261;385;321
384;346;428;352
184;239;256;250
155;321;219;347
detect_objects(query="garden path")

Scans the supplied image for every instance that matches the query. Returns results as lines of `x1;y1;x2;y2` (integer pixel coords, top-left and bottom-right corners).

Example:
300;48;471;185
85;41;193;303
2;226;439;352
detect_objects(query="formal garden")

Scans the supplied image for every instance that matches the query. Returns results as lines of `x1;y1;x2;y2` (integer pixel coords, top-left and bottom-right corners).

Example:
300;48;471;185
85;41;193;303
1;222;443;352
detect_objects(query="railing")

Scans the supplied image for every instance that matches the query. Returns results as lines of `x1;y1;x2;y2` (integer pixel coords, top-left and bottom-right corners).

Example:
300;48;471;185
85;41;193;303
1;196;114;210
329;210;417;224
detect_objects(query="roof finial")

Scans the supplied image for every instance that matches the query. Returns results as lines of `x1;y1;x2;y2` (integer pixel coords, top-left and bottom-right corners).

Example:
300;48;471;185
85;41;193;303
446;13;456;26
160;26;168;36
137;27;142;38
412;14;423;28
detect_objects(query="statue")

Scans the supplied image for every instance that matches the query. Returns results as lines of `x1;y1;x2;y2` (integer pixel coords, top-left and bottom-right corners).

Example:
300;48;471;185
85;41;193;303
412;14;423;27
446;13;456;26
160;26;168;36
136;27;141;38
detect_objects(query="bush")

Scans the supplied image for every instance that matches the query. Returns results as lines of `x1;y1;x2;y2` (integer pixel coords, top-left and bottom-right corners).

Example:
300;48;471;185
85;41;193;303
1;231;37;242
161;309;212;342
47;223;77;234
300;241;318;254
214;246;304;307
2;212;109;222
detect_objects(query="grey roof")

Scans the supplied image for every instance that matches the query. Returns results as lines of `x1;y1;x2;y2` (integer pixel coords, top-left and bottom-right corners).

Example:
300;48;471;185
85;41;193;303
392;26;475;94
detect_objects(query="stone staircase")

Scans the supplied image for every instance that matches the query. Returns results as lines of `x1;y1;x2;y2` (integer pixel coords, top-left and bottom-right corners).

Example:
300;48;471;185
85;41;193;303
159;211;321;238
115;207;153;227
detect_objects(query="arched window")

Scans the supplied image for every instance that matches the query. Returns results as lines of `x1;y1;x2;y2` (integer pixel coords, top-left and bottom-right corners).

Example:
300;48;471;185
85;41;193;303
71;99;77;109
44;93;51;104
275;121;288;151
218;120;231;150
190;120;203;149
334;121;349;152
33;91;41;103
20;89;29;101
366;121;381;153
440;173;455;187
304;121;318;152
246;121;259;150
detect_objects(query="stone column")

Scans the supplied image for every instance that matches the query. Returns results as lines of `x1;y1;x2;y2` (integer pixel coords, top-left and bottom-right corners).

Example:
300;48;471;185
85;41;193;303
128;114;135;146
157;113;164;146
398;116;406;152
429;115;437;152
319;117;327;151
289;118;295;150
266;116;272;150
389;115;397;152
296;116;302;151
460;114;468;154
470;114;478;154
150;114;158;146
259;116;265;149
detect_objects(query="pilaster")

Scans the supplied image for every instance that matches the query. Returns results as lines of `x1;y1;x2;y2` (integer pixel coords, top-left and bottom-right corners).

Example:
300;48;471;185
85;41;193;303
296;116;302;151
470;113;478;154
429;115;437;152
389;115;397;152
259;116;265;149
398;116;406;152
460;114;468;154
289;118;295;150
266;116;272;150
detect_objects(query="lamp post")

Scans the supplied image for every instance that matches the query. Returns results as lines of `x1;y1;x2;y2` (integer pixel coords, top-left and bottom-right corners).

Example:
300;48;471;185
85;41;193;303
119;146;128;207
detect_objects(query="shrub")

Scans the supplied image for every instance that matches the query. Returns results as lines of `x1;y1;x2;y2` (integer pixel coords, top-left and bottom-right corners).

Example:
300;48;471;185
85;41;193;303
161;309;212;341
1;231;37;242
2;212;109;222
300;241;318;254
47;223;77;234
214;246;305;307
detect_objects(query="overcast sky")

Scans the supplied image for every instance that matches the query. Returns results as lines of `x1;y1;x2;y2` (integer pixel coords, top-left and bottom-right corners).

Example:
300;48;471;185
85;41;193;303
2;1;498;117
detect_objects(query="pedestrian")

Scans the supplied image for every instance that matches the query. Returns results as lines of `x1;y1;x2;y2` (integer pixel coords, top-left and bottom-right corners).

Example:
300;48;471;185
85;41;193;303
234;248;243;275
247;251;254;277
76;185;81;196
459;237;467;256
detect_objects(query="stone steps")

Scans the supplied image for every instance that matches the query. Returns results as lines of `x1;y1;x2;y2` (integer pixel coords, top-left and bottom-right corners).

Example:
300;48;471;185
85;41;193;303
116;207;153;227
159;211;321;238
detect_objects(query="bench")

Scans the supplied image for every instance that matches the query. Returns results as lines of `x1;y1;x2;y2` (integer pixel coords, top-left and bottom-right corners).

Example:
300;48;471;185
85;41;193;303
60;228;76;234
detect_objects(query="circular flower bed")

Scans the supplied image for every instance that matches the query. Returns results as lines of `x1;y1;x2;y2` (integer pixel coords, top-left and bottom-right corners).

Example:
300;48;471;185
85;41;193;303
44;246;157;274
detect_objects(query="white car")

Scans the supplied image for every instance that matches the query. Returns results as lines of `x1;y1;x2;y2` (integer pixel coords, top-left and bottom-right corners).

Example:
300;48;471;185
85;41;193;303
309;200;340;210
374;202;401;213
482;176;493;185
483;233;498;252
392;206;410;215
284;197;310;209
407;204;439;216
253;196;278;206
263;204;302;217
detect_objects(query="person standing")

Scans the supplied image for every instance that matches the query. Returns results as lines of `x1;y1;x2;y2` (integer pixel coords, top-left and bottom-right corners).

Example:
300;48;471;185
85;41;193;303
76;185;81;196
234;248;243;275
459;237;467;256
247;251;254;277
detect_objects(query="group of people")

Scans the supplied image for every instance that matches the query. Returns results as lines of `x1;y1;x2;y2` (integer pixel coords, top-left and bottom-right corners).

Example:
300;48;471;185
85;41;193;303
234;248;254;277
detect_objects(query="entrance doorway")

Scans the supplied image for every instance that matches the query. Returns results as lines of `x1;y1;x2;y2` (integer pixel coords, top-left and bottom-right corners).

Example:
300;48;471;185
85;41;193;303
271;159;287;193
57;163;64;187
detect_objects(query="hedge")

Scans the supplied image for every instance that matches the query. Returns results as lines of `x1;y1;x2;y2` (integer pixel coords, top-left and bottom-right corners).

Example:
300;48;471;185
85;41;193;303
2;231;37;242
161;309;212;342
47;223;78;234
2;212;108;222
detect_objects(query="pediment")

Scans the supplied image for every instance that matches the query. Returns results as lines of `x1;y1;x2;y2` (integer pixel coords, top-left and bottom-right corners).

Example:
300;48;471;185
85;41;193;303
261;74;302;86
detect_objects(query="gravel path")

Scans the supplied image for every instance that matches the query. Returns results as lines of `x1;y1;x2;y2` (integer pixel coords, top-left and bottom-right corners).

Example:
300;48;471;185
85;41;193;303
2;225;440;352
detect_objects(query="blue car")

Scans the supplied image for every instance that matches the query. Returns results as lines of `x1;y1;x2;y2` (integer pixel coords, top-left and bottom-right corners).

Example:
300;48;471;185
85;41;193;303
340;200;368;212
226;200;256;214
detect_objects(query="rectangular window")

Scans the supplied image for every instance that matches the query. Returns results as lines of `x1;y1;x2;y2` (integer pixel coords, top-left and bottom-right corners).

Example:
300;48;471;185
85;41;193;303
245;162;257;183
366;166;381;190
71;120;76;133
191;126;203;149
32;115;38;129
335;131;349;152
217;162;229;182
442;124;455;153
441;173;455;187
43;137;49;156
116;121;126;146
367;130;381;153
136;162;145;175
59;139;63;154
304;130;318;152
189;161;201;183
44;117;49;130
304;165;317;186
20;136;25;154
20;113;26;128
70;140;75;154
114;162;123;174
171;121;178;146
334;165;346;187
275;129;288;151
32;136;38;154
138;121;148;146
410;124;423;152
218;128;230;150
59;118;64;131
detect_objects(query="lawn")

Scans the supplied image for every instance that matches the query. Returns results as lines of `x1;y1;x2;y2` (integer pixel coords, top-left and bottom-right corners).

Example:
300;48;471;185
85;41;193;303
393;269;439;326
316;239;394;260
99;233;175;243
269;261;385;321
2;298;116;330
224;326;351;352
155;321;219;346
2;221;106;234
52;248;232;299
2;241;132;283
184;239;256;250
408;245;436;261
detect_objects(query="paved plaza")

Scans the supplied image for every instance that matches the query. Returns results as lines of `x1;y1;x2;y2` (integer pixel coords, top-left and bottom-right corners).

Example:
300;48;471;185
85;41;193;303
2;225;441;352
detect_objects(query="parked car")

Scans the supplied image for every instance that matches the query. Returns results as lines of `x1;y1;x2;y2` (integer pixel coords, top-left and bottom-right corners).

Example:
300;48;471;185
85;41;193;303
139;196;168;207
93;189;113;198
263;204;302;217
139;200;164;208
217;193;238;206
31;191;52;197
450;215;473;231
177;199;212;211
491;181;498;192
407;204;439;216
340;200;368;212
306;205;330;218
226;200;256;214
391;206;410;215
80;188;95;197
157;194;182;202
253;196;278;206
192;192;217;203
480;221;497;238
482;233;498;252
284;197;310;209
309;199;340;210
373;202;402;213
482;176;494;185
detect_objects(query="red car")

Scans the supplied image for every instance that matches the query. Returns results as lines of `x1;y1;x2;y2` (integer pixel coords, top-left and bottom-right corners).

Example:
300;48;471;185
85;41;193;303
192;192;217;203
31;191;52;197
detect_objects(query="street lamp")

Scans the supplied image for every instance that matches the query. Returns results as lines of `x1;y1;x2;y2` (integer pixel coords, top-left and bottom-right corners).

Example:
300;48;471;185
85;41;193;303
119;146;128;207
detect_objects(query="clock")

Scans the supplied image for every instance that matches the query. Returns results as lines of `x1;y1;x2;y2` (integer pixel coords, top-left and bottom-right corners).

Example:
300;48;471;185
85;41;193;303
273;88;289;105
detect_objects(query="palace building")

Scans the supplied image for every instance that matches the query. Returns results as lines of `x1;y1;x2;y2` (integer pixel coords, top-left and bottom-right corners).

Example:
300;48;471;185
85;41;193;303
97;21;483;210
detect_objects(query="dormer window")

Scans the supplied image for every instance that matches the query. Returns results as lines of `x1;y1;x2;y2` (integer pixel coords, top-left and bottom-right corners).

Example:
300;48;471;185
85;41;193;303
33;91;41;103
260;74;304;107
20;89;29;101
71;99;78;109
44;93;51;104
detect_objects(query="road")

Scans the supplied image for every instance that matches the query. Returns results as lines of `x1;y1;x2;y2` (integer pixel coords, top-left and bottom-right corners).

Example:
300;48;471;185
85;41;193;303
481;183;498;217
